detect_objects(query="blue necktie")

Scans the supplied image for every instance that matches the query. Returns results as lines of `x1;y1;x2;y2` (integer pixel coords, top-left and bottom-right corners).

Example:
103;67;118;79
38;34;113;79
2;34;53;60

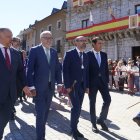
96;52;101;66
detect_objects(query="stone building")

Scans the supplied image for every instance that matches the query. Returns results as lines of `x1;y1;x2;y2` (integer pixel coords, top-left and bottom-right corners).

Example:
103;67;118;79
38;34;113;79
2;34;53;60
66;0;140;61
18;1;67;57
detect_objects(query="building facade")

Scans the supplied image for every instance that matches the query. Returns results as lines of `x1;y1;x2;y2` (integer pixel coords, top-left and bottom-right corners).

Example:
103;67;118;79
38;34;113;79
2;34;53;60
18;1;67;57
66;0;140;61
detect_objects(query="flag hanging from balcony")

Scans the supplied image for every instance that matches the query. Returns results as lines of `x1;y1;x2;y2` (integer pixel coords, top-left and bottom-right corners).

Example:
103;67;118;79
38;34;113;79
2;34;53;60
89;10;94;25
108;5;116;20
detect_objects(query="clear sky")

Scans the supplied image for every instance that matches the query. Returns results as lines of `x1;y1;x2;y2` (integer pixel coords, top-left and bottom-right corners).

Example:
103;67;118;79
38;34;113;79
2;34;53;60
0;0;65;36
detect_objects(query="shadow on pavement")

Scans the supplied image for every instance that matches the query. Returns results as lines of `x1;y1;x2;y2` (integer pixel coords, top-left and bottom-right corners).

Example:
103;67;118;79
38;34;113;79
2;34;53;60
51;100;70;113
21;101;36;116
5;116;36;140
47;109;71;135
106;119;120;130
80;109;90;121
99;130;129;140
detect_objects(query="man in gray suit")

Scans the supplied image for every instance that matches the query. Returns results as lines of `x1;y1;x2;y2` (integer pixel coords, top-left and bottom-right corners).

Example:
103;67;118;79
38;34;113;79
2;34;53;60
27;31;62;140
0;28;31;139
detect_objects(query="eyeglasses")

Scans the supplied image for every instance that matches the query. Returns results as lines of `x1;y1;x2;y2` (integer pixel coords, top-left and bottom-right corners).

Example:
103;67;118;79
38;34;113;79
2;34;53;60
42;37;53;40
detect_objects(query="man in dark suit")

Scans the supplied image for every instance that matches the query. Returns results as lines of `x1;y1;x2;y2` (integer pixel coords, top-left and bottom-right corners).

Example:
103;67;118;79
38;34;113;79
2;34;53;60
27;31;62;140
63;36;89;140
0;28;31;139
87;37;111;133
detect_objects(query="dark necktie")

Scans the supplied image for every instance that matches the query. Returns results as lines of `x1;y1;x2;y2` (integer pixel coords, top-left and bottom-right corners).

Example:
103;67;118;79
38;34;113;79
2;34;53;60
4;47;11;69
79;52;84;82
79;52;83;67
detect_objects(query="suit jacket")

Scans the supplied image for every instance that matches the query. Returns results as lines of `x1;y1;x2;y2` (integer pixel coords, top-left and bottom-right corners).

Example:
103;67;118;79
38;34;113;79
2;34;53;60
87;50;109;89
27;45;62;97
63;48;89;89
0;48;26;105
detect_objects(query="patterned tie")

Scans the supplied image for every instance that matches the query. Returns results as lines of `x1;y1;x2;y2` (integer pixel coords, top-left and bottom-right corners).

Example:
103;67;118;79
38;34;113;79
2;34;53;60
96;52;101;66
4;47;11;69
46;48;50;63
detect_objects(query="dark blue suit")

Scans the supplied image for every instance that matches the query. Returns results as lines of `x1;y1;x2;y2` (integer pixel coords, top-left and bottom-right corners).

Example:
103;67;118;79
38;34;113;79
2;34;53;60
0;48;26;139
87;50;111;125
63;48;89;134
27;45;62;140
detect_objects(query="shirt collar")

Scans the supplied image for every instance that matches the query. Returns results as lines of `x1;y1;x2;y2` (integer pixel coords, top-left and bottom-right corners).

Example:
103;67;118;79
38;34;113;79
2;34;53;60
41;44;50;50
76;47;84;54
92;48;100;54
0;43;6;49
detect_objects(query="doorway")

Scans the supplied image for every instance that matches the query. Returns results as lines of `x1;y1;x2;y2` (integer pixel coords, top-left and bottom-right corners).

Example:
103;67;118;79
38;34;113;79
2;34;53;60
132;46;140;61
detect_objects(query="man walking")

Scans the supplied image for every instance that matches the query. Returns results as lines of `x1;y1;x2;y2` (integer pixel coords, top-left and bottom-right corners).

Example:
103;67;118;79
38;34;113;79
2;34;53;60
87;37;111;133
63;36;89;140
27;31;62;140
0;28;31;139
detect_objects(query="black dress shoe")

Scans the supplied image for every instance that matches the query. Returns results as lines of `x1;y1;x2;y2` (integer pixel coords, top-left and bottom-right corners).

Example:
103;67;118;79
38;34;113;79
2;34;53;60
133;117;140;127
97;120;109;131
76;130;84;138
92;124;99;133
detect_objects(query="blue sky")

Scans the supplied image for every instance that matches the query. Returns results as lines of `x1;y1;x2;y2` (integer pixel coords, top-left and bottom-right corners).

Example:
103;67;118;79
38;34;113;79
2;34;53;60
0;0;64;36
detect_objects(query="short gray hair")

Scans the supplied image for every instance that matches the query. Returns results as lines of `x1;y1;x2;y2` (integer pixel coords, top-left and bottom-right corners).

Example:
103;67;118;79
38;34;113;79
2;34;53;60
40;31;52;39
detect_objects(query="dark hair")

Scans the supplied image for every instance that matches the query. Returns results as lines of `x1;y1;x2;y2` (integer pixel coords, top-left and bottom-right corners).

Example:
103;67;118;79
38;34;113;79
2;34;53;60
12;37;21;43
92;36;102;44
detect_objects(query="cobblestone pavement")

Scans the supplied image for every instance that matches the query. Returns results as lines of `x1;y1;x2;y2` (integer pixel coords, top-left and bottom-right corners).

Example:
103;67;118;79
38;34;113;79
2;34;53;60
3;90;140;140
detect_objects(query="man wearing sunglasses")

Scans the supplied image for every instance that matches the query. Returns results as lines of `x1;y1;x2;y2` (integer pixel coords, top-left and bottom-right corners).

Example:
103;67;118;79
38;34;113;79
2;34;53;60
63;36;89;140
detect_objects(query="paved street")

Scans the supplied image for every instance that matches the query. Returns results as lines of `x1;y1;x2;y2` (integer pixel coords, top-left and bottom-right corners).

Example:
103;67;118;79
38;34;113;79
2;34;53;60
3;90;140;140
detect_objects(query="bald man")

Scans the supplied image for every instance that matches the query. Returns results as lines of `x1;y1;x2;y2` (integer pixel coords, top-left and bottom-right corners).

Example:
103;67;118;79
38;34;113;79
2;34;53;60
0;28;31;139
27;31;62;140
63;36;89;140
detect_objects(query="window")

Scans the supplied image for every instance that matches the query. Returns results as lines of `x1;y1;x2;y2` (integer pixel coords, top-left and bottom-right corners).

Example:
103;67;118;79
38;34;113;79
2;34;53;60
56;40;61;53
57;20;61;29
48;24;52;31
82;19;89;28
135;5;140;14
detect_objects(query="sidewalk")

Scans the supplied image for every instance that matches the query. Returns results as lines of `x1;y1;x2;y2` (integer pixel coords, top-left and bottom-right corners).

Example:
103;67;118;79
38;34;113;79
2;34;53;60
3;90;140;140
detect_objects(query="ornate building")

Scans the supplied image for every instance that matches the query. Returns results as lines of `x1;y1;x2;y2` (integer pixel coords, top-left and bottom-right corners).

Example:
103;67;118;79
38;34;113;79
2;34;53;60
65;0;140;60
18;1;67;57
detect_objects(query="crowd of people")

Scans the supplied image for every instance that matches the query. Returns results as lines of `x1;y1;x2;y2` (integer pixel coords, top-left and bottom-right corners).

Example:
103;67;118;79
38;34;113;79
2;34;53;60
0;28;140;140
108;57;140;94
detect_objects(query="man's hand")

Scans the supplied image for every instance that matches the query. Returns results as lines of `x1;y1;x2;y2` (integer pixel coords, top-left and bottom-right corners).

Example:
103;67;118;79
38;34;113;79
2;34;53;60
30;89;37;97
57;85;62;93
23;86;32;97
85;88;89;94
66;88;72;94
